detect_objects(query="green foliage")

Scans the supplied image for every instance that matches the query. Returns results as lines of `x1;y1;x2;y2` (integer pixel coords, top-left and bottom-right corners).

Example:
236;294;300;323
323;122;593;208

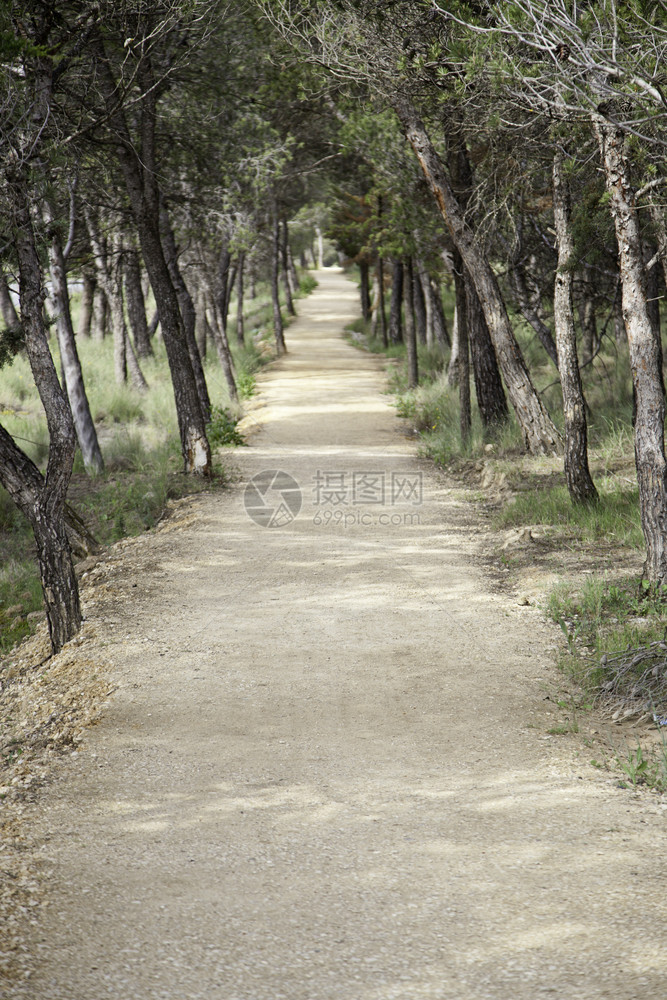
0;489;43;653
237;371;256;399
206;406;245;448
616;742;667;793
547;575;667;710
497;483;643;548
0;324;23;371
296;273;318;297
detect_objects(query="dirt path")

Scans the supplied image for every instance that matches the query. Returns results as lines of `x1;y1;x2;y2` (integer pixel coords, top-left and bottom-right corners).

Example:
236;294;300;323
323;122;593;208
14;269;667;999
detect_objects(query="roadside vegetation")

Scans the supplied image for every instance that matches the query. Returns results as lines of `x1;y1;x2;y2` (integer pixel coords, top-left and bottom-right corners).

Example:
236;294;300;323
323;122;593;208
0;282;287;655
346;263;667;789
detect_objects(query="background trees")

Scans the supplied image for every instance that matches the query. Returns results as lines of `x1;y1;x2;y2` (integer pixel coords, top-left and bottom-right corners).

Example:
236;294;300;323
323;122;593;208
4;0;667;654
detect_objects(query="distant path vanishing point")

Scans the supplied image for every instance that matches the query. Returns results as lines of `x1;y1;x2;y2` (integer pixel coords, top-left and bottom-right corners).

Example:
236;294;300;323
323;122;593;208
16;268;667;1000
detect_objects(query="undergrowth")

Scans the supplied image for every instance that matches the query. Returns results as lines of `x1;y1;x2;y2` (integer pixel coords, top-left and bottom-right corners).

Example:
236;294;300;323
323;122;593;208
0;270;302;654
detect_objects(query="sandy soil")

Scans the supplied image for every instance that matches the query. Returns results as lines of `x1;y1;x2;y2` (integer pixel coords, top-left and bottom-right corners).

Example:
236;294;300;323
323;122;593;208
5;268;667;1000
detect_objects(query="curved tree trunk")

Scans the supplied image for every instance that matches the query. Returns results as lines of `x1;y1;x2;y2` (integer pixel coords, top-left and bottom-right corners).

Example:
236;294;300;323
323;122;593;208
207;291;239;403
46;211;104;476
510;259;559;369
552;149;598;504
595;115;667;585
85;212;129;387
4;172;81;653
393;93;560;456
160;203;211;422
94;41;210;475
464;268;509;430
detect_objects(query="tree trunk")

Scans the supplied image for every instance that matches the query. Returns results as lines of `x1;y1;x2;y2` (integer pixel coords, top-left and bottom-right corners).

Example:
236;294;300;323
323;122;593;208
85;212;128;387
286;237;299;294
280;218;296;316
195;285;209;359
377;258;388;347
236;250;245;346
415;260;434;347
389;258;403;344
430;275;450;348
78;273;95;339
124;246;153;358
207;291;239;403
359;260;371;323
404;258;419;388
46;211;104;476
393;93;560;456
510;261;560;369
464;268;509;430
160;202;211;422
370;267;380;338
95;43;211;475
0;269;20;332
552;149;598;504
448;303;460;387
271;213;287;355
5;171;81;653
453;253;471;446
594;114;667;585
315;227;324;268
91;285;107;342
413;261;427;346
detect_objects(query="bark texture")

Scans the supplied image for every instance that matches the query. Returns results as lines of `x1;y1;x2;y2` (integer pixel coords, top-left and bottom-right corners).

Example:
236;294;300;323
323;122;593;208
393;94;560;456
404;258;419;389
271;214;287;355
552;150;598;504
78;274;95;339
160;204;211;422
94;40;210;475
124;247;153;358
281;219;296;316
453;252;471;445
595;115;667;584
359;260;371;323
389;259;403;344
464;269;509;430
4;168;81;652
46;212;104;476
236;250;245;346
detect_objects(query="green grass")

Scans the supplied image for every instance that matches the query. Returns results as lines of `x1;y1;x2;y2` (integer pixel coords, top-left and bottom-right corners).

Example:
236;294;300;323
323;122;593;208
0;269;317;655
0;489;43;653
206;406;245;448
547;573;667;712
496;481;643;548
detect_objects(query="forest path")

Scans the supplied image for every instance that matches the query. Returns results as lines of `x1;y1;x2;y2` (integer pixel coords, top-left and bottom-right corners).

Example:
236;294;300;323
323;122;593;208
18;269;667;999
